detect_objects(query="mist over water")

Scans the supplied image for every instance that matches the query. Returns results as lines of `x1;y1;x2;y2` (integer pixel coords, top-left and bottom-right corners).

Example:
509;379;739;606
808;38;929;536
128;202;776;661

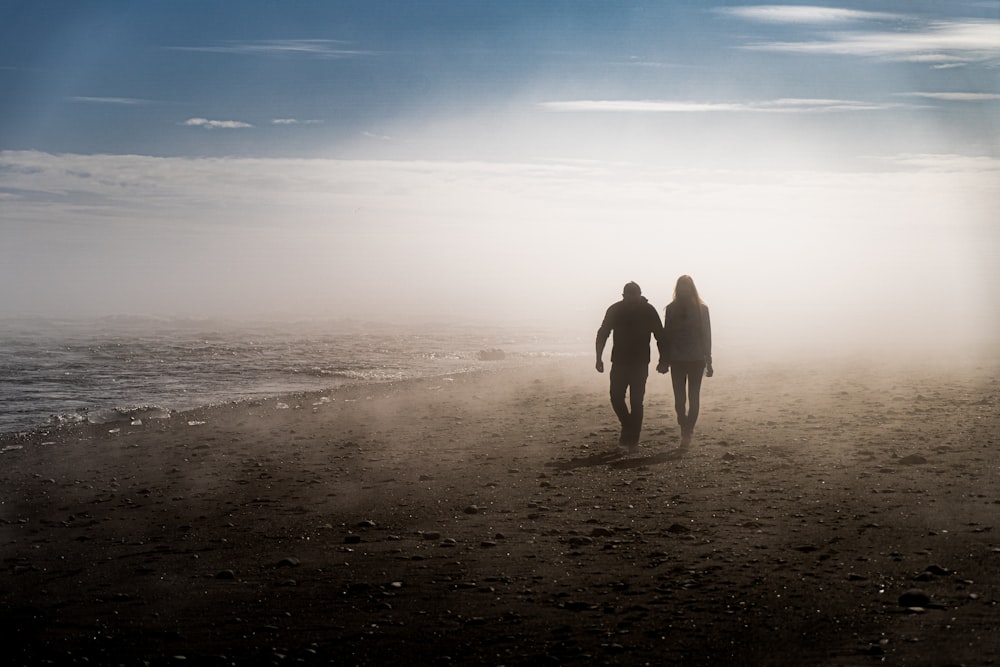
2;151;996;363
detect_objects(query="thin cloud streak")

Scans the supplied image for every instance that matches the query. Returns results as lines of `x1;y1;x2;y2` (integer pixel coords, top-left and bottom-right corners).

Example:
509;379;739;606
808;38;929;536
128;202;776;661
744;20;1000;63
272;118;324;125
69;96;152;105
168;39;377;58
718;5;902;24
898;92;1000;101
539;98;901;113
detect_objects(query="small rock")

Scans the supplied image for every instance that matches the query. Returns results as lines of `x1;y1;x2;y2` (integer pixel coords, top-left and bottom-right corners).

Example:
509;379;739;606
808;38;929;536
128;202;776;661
275;557;301;568
356;519;376;529
590;527;615;537
214;569;236;580
422;531;442;541
463;505;480;515
344;534;362;544
898;589;931;607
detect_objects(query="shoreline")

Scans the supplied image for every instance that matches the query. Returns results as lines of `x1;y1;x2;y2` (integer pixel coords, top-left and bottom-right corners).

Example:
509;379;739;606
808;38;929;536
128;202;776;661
0;356;562;443
2;357;998;665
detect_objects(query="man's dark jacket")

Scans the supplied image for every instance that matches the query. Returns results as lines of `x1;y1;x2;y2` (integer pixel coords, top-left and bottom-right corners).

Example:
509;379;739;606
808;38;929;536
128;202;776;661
596;297;666;365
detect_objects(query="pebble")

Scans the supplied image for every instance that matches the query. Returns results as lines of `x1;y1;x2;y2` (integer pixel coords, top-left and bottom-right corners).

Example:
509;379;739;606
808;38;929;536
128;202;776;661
898;589;931;607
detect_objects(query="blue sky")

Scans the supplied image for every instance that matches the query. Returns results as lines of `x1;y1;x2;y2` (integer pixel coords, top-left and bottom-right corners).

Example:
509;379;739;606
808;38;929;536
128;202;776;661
1;1;998;352
3;1;998;161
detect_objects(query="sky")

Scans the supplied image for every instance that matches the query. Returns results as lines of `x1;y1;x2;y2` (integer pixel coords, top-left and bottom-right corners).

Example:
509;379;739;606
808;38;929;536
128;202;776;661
1;1;998;355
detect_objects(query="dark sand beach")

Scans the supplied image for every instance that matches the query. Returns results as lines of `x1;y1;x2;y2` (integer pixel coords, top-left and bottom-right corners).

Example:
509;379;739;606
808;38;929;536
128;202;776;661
2;357;998;666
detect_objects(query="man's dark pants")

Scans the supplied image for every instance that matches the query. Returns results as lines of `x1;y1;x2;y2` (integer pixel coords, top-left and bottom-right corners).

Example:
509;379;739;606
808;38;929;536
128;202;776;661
609;362;648;445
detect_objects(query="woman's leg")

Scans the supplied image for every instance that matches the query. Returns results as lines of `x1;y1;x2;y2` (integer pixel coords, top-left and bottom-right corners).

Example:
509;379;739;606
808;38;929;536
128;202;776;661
685;362;707;432
671;364;689;429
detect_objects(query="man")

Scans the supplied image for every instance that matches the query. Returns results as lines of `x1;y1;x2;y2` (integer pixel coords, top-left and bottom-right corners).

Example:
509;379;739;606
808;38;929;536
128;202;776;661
596;281;667;453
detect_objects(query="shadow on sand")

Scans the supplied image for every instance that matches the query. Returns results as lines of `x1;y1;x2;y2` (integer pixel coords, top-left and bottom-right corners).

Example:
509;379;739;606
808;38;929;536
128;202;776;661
546;443;690;471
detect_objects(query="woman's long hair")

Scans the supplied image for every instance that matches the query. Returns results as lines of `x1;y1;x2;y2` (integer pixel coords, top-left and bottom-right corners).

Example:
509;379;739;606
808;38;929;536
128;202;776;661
672;274;704;312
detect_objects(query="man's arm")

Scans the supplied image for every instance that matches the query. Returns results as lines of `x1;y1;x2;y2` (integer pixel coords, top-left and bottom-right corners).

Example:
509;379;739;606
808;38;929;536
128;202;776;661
595;306;614;373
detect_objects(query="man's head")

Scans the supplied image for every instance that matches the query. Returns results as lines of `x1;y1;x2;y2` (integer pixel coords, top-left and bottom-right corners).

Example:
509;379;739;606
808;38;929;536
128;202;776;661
622;281;642;303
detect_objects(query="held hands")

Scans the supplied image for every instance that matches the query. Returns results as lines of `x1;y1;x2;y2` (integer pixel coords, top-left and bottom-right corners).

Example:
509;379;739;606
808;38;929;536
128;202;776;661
706;362;714;378
656;361;669;374
595;359;605;373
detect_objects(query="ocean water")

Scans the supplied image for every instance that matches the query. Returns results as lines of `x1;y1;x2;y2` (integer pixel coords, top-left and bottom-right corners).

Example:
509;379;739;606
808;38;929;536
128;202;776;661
0;317;581;434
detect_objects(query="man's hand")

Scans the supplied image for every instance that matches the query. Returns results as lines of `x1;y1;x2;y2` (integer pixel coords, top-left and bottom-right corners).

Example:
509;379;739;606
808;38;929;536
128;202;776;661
656;361;669;374
706;363;714;378
595;360;605;373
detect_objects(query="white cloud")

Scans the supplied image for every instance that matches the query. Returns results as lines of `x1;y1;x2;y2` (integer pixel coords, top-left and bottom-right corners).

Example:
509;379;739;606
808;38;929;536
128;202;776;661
183;118;253;129
898;92;1000;101
718;5;901;24
272;118;323;125
744;20;1000;63
539;98;899;113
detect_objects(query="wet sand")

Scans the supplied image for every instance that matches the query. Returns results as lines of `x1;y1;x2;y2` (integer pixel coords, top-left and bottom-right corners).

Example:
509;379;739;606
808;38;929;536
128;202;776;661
2;357;998;666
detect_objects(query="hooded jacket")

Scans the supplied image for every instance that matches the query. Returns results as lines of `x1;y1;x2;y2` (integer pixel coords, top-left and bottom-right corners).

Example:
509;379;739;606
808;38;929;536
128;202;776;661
596;296;666;365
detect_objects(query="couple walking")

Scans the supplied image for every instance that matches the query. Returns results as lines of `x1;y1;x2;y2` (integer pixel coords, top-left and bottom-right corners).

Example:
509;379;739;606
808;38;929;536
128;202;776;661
595;276;713;453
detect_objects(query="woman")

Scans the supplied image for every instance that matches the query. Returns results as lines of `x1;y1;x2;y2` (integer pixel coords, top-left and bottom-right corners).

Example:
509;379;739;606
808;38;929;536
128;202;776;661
660;275;713;445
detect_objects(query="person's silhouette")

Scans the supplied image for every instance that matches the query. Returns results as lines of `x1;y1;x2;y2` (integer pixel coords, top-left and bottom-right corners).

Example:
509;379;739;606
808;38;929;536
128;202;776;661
596;282;667;453
657;275;713;446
